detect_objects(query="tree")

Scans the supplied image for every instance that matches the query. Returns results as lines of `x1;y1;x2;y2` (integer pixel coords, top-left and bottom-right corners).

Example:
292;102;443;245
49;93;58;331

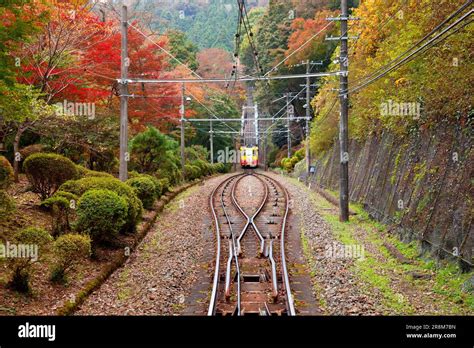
0;84;54;181
197;48;234;78
166;29;199;71
129;126;179;173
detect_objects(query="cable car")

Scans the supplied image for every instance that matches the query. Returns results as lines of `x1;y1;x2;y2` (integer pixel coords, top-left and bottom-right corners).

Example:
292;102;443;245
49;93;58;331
240;146;258;169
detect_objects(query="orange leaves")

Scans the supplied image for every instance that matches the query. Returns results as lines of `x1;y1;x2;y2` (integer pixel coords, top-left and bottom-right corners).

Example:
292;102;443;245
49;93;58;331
284;9;336;66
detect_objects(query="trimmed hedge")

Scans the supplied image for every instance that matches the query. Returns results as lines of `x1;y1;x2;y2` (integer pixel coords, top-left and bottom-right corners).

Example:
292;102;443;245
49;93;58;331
75;189;128;245
0;155;14;189
126;176;156;209
59;177;142;232
51;233;91;283
23;153;78;199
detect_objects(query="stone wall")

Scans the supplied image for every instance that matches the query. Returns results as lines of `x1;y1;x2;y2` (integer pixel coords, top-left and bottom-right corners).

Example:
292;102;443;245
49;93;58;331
305;122;473;269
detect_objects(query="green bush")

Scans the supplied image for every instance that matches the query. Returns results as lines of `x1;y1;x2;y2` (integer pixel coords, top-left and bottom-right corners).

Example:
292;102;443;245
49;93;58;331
0;190;16;217
185;164;201;180
158;177;171;194
75;165;113;179
23;153;78;199
40;192;78;236
60;177;142;232
294;148;305;161
0;155;14;189
75;189;128;245
129;171;162;197
50;234;91;283
126;176;156;209
213;162;227;173
8;227;53;293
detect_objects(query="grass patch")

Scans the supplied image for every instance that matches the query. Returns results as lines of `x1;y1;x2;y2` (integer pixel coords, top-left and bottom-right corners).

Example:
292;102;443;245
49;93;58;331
300;228;327;311
286;176;473;314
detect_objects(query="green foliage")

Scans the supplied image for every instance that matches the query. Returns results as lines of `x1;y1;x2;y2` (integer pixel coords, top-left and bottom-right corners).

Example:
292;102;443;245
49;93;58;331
151;1;239;51
75;164;113;179
40;191;78;236
59;177;142;232
158;178;171;194
0;155;14;189
0;1;47;86
280;148;304;172
166;29;199;70
8;227;53;293
212;162;227;173
23;153;78;199
187;92;239;162
132;173;163;199
50;234;91;283
75;189;128;245
126;176;156;210
184;164;201;181
0;190;16;217
130;126;182;184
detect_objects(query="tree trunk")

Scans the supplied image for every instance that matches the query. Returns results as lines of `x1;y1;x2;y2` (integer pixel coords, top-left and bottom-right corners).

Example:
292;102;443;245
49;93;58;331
13;126;25;183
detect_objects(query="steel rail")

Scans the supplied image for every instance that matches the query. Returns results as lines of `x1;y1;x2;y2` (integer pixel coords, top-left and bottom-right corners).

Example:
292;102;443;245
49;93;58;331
268;240;279;299
220;178;242;313
233;173;267;255
256;173;296;316
207;174;243;316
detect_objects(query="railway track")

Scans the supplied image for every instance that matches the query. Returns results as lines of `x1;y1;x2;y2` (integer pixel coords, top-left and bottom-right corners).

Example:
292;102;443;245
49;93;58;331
208;171;295;316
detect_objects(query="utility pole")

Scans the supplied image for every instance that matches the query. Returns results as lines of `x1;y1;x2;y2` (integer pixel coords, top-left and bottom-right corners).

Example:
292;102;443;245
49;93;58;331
119;3;128;182
180;82;186;179
209;120;214;164
305;60;311;174
263;136;267;171
286;93;291;158
339;0;350;222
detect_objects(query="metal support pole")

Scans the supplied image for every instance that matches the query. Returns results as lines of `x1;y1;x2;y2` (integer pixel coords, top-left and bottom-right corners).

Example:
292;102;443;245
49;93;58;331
180;82;186;179
119;4;128;182
263;136;267;171
210;120;214;164
286;93;291;158
339;0;350;222
305;60;311;174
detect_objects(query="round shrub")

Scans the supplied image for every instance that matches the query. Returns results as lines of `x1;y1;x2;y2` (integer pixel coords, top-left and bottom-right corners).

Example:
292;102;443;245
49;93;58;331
23;153;78;199
126;176;156;209
213;162;226;173
128;172;162;198
60;177;142;232
75;189;128;245
0;155;14;189
8;227;53;293
15;227;53;246
50;233;91;283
